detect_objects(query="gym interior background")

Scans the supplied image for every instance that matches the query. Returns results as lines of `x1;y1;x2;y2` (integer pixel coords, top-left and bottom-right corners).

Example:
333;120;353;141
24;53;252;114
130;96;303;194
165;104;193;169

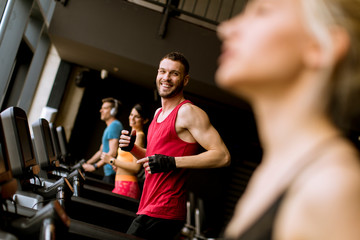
1;0;359;237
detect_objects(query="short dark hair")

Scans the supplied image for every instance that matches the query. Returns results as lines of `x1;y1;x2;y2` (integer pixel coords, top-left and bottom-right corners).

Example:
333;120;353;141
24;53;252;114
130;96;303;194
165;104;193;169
161;52;190;75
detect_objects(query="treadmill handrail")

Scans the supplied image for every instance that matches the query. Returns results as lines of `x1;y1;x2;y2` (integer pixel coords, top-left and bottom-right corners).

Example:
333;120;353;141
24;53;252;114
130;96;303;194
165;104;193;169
70;195;137;218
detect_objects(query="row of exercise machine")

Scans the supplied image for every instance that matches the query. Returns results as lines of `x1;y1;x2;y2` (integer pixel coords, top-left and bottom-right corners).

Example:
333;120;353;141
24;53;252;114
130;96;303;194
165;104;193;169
0;106;210;240
0;106;142;240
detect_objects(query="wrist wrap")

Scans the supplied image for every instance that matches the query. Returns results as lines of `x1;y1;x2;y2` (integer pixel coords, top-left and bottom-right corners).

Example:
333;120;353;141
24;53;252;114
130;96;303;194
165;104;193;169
148;154;176;173
121;131;136;152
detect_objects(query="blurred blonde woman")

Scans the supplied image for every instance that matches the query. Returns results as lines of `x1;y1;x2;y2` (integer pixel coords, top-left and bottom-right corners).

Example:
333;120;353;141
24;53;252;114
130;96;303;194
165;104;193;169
216;0;360;239
102;103;149;199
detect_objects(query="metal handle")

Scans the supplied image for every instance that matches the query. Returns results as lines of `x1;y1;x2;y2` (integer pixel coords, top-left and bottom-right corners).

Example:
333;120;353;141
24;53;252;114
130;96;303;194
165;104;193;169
0;0;15;46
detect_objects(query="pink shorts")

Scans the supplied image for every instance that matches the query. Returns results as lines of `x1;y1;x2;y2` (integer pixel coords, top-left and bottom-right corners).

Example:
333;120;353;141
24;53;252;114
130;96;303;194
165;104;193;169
112;175;140;200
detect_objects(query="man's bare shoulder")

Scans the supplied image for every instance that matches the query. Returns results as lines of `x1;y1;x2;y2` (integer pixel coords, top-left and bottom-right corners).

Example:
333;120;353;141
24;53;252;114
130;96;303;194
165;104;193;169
178;102;206;117
177;102;210;128
153;107;162;117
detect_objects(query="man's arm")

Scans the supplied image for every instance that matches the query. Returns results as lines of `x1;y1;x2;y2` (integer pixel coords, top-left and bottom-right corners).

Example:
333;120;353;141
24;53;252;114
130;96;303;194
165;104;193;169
138;104;230;173
86;144;103;164
119;130;147;160
82;145;103;172
96;138;118;168
175;103;230;168
120;109;161;159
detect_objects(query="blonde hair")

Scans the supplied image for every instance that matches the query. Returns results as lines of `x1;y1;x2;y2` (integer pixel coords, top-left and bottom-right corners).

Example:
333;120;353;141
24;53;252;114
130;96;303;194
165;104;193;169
301;0;360;131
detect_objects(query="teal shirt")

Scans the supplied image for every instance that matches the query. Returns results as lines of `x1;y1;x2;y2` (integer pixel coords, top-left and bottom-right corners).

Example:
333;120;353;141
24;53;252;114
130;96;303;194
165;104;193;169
102;120;123;176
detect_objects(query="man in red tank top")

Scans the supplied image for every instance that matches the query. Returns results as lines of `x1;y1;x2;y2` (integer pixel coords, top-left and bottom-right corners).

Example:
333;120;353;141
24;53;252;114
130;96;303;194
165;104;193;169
120;52;231;239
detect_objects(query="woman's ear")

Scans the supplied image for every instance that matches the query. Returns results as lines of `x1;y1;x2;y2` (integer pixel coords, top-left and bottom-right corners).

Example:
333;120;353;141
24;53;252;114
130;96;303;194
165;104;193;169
303;26;350;69
302;34;325;69
331;26;350;63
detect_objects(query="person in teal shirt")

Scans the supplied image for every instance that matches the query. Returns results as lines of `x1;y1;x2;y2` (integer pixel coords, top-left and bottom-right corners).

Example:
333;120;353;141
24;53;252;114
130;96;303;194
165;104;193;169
82;97;123;184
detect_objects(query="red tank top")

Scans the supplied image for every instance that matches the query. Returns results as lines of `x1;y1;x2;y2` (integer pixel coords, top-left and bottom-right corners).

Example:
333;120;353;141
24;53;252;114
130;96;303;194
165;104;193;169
137;100;200;220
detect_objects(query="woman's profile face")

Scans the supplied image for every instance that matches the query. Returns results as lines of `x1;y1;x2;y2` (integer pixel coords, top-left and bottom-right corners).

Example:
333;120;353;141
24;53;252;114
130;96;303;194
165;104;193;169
216;0;311;97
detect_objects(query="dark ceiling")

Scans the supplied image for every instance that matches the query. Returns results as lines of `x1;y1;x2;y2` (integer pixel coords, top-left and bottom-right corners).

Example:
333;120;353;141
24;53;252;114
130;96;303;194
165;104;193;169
48;0;250;110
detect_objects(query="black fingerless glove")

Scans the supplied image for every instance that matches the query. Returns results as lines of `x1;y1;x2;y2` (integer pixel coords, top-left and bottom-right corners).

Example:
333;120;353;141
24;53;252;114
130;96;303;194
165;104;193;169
148;154;176;173
121;131;136;152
